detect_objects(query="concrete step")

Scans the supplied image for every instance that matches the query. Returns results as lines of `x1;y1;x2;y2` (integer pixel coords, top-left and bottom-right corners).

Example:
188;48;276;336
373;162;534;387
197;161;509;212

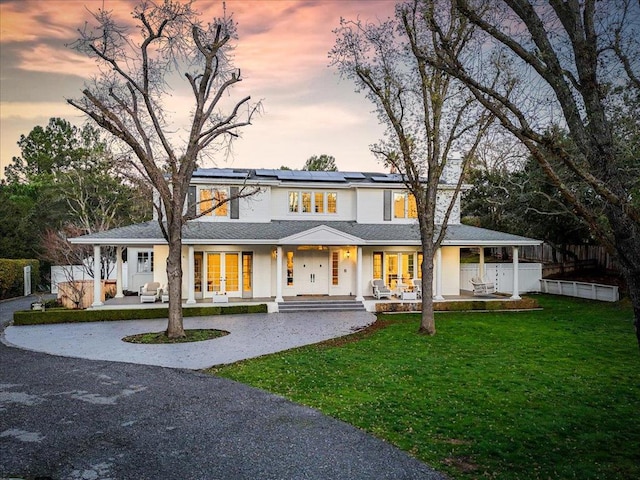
278;300;365;312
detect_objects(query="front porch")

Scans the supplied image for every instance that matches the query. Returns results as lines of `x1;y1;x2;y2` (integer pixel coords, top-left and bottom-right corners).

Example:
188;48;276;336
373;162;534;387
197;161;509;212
94;290;528;314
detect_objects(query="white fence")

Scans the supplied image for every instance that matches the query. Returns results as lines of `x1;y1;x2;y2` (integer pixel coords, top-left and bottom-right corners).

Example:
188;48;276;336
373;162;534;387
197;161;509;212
460;263;542;294
539;279;619;302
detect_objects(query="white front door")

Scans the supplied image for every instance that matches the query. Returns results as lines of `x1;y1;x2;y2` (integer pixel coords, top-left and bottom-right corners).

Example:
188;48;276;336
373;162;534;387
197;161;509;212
296;249;329;295
206;252;240;297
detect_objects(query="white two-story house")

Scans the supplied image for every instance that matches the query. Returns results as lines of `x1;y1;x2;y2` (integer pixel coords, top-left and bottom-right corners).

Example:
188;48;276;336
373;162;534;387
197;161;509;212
72;156;540;308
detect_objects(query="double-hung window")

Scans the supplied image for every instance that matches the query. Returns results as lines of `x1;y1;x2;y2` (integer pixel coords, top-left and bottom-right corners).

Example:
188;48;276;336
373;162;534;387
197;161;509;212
200;188;228;217
393;192;418;219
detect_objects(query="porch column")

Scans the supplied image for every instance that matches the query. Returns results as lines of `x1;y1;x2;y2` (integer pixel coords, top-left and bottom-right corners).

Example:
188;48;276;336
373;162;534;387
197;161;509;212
434;247;444;301
355;246;364;301
92;245;103;307
275;246;284;303
186;245;196;304
115;246;124;298
479;247;485;279
511;246;521;300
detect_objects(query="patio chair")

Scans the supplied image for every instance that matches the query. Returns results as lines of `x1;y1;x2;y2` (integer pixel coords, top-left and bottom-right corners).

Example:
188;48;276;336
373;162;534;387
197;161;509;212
470;276;495;296
160;284;169;303
411;279;423;299
139;282;161;303
371;279;392;299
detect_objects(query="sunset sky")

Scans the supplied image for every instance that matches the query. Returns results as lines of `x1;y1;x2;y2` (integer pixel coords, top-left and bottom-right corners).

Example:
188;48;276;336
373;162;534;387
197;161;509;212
0;0;398;179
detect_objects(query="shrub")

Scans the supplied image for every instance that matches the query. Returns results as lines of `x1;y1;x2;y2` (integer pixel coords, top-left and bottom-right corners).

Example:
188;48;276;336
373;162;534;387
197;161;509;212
0;259;40;300
376;296;539;313
13;303;268;325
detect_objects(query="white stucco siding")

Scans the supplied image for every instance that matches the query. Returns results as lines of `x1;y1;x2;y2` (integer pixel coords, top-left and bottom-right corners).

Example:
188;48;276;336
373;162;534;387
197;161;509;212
440;247;460;296
357;189;384;223
238;188;271;222
250;246;273;298
153;245;169;288
435;190;461;225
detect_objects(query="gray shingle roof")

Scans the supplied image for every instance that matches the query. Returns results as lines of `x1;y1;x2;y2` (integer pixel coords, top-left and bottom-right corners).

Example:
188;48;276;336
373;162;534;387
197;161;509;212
71;220;540;246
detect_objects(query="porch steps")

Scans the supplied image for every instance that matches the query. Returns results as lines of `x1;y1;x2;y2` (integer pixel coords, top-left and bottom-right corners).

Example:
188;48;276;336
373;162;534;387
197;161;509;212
278;299;366;313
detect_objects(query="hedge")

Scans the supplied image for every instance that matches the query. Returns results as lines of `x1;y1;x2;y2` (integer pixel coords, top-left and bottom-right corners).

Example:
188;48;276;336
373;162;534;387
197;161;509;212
0;259;40;300
13;303;268;325
376;296;539;313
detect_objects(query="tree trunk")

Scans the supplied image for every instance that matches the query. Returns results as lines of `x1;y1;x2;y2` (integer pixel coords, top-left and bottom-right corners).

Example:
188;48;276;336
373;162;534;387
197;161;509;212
166;217;185;339
419;243;436;335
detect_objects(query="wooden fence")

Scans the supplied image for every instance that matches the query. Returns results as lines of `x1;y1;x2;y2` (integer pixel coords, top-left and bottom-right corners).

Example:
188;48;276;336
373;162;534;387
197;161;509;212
517;244;618;272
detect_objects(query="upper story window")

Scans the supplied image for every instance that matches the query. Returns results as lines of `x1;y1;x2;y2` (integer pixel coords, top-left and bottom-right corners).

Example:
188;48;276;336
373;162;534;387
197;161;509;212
289;191;337;214
200;188;228;217
393;192;417;219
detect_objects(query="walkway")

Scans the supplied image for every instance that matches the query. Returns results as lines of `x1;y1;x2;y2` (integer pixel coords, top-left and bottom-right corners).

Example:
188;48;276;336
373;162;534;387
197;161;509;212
4;311;376;369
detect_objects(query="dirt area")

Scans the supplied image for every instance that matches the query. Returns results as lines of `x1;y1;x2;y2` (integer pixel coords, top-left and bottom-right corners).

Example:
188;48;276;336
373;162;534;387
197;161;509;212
544;269;626;290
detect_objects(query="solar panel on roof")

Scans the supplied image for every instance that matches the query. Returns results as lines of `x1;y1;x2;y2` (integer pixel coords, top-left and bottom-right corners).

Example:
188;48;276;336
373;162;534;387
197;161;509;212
193;168;249;179
343;172;366;179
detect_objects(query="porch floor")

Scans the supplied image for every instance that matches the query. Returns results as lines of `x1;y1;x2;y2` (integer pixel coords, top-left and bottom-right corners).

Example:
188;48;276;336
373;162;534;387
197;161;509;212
95;290;511;312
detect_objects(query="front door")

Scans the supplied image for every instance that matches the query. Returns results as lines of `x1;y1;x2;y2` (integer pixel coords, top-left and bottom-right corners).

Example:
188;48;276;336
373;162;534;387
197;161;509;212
296;249;328;295
206;252;240;297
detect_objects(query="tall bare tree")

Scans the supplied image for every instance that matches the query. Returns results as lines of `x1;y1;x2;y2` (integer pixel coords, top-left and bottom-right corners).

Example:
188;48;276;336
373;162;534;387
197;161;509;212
68;1;259;337
423;0;640;347
332;0;495;334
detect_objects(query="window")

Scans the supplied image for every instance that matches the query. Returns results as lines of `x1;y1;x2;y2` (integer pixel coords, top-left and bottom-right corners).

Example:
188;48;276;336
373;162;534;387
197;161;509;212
373;252;383;280
394;192;406;218
394;192;418;219
332;251;339;286
314;192;324;213
327;193;337;213
289;192;299;213
288;191;337;214
408;194;418;218
137;252;154;273
286;251;294;286
302;192;312;213
200;188;228;216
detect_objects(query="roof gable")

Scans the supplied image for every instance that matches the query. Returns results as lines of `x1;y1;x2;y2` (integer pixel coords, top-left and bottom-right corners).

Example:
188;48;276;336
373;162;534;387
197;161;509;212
279;225;363;245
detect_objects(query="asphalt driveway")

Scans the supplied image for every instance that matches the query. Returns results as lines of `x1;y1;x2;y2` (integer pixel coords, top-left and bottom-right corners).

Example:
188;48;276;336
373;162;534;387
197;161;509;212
0;296;447;480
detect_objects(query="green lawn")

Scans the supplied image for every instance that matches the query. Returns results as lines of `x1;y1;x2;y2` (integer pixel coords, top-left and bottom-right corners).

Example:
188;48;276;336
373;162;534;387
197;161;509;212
209;296;640;479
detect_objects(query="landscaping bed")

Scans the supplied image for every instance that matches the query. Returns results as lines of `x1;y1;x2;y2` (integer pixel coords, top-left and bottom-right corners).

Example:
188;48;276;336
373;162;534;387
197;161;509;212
376;296;539;313
13;303;267;325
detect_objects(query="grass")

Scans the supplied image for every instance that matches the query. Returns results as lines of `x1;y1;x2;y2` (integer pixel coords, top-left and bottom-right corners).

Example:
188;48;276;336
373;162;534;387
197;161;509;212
123;328;229;344
209;295;640;479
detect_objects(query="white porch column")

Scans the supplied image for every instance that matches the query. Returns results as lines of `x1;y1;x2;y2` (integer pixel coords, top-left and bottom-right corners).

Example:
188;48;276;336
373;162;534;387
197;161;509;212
275;246;284;303
434;248;444;300
186;245;196;304
115;246;124;298
355;246;364;301
511;246;521;300
92;245;103;307
479;247;485;279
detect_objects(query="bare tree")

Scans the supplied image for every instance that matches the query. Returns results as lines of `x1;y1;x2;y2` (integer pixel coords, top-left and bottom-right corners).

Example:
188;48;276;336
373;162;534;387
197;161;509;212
332;0;495;334
424;0;640;347
68;1;260;337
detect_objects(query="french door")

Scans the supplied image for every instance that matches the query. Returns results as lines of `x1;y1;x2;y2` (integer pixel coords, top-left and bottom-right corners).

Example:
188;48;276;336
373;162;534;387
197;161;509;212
206;252;240;296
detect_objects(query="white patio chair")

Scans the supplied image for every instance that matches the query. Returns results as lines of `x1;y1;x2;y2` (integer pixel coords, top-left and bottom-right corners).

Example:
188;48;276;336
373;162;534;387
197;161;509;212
411;279;422;299
160;284;169;303
139;282;161;303
371;279;392;299
470;276;495;296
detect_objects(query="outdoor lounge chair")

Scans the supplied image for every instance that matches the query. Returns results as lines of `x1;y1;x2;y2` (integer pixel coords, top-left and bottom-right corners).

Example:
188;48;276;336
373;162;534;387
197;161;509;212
160;284;169;303
470;276;495;296
372;279;392;299
139;282;161;303
411;279;423;299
